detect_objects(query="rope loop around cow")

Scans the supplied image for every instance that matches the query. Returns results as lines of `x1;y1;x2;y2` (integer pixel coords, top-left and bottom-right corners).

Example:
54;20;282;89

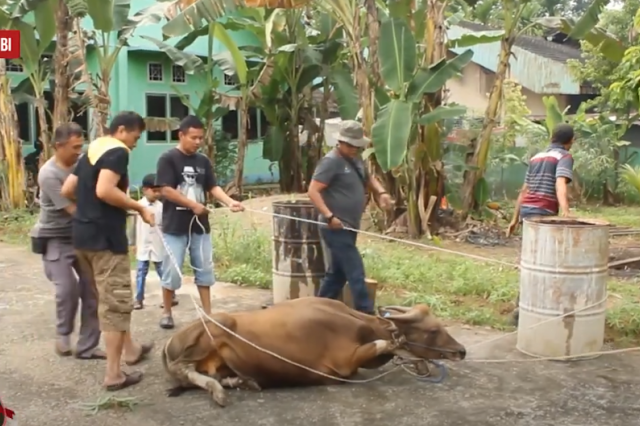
160;222;425;385
156;204;640;389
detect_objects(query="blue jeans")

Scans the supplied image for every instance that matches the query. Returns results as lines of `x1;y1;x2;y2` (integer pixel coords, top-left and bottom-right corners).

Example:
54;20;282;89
520;206;555;222
135;260;163;302
161;232;215;291
317;228;373;313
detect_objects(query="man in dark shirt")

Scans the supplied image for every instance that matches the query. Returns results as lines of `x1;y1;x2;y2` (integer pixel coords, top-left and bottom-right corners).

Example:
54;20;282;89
307;120;392;314
156;115;244;329
61;111;155;391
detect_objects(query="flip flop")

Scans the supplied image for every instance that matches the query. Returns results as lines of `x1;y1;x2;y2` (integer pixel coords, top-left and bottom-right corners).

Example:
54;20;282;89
125;343;154;366
105;371;143;392
75;349;107;360
55;340;72;357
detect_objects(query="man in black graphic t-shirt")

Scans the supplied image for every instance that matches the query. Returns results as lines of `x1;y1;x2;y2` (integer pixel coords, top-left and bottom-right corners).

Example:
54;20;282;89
156;115;244;329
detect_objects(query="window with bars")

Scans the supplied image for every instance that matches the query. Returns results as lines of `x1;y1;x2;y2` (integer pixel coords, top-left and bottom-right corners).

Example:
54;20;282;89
6;60;23;73
171;65;186;83
147;62;164;82
17;91;89;145
223;73;236;86
16;103;30;141
145;93;190;142
221;107;267;141
223;74;255;87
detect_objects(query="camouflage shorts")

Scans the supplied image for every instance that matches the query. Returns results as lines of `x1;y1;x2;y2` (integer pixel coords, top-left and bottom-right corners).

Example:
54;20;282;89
75;250;133;332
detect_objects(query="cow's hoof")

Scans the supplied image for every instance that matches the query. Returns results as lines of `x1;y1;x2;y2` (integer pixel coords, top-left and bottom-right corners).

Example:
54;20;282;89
211;390;228;407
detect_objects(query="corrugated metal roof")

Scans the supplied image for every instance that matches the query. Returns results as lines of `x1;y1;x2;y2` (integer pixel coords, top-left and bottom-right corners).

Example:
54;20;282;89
456;21;583;63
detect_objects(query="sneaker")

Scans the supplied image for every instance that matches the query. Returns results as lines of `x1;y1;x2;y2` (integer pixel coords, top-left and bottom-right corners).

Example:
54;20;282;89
159;315;175;330
133;300;144;310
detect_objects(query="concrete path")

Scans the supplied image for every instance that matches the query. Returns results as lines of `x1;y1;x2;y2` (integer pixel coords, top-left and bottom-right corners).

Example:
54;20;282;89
0;243;639;426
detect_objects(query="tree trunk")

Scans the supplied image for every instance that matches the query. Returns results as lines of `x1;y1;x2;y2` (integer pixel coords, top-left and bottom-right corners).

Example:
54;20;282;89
35;96;51;165
405;0;447;238
0;59;25;209
203;121;215;163
53;0;71;129
72;19;102;137
460;36;516;217
231;102;248;198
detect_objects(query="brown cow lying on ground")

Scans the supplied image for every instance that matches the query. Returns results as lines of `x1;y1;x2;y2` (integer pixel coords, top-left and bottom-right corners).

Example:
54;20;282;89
161;297;466;407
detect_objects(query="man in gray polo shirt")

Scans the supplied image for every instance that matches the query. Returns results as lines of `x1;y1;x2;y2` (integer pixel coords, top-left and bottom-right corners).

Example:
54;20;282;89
307;120;392;314
30;123;104;359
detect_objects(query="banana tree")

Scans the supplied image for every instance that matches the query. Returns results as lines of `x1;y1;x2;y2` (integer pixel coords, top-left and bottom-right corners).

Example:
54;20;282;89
140;25;240;166
10;0;57;161
149;5;250;194
0;0;57;208
157;4;331;193
52;0;71;128
460;0;616;216
66;0;167;136
370;17;473;237
223;8;345;192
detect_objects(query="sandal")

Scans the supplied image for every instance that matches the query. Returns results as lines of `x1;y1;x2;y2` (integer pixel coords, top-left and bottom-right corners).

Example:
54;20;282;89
55;340;72;357
125;343;154;366
159;315;175;330
75;349;107;360
105;371;144;392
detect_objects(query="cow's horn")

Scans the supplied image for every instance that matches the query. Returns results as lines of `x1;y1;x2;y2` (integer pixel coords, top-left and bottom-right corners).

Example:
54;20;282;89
382;305;411;313
384;310;422;322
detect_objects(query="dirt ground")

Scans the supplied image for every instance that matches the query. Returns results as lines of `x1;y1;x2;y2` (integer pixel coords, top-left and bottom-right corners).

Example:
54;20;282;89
1;243;640;426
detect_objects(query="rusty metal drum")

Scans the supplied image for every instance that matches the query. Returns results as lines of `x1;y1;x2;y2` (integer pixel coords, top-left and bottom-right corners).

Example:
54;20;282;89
516;217;609;359
271;199;325;303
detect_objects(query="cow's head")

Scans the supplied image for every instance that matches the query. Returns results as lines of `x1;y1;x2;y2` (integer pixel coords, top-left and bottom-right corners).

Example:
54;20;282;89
378;305;466;361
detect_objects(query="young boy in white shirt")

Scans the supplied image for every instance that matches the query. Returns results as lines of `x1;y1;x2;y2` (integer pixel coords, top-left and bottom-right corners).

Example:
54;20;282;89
132;174;177;309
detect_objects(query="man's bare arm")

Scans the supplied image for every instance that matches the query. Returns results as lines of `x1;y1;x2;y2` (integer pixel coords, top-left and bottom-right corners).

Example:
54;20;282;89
61;174;78;201
210;186;236;206
96;169;144;213
511;183;528;224
367;174;386;197
307;180;332;218
63;204;76;215
556;177;570;216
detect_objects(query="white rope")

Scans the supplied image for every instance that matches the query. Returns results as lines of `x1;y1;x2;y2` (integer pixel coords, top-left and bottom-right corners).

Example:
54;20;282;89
238;206;518;268
157;203;638;378
159;218;404;384
233;205;640;363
